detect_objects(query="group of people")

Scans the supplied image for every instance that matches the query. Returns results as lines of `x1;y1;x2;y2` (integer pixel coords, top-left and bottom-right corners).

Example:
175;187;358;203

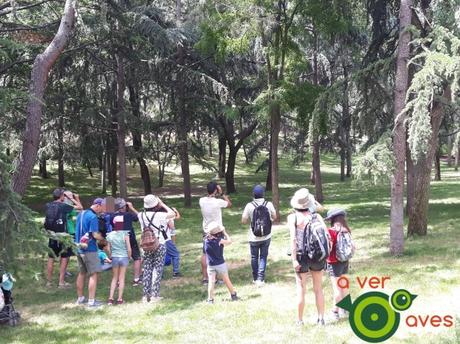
44;182;354;325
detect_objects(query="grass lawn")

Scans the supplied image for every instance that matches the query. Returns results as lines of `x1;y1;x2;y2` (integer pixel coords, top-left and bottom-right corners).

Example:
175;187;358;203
2;155;459;343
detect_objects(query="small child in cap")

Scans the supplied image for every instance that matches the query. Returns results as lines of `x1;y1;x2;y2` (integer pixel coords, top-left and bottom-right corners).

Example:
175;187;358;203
204;221;238;303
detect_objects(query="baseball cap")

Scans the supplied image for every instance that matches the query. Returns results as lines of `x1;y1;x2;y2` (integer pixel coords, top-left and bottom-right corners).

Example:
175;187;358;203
93;198;106;206
253;185;264;198
115;198;127;210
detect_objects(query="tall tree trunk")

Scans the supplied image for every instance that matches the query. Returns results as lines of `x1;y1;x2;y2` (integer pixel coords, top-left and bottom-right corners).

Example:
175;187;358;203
446;135;453;166
39;157;49;179
312;140;324;203
406;141;415;215
434;145;441;181
110;150;117;197
116;54;127;199
455;133;460;171
408;88;451;236
270;102;281;222
101;146;107;194
11;0;77;196
208;127;213;157
390;0;412;255
266;135;272;191
218;132;226;178
340;147;346;181
57;115;65;187
176;0;191;207
226;147;237;194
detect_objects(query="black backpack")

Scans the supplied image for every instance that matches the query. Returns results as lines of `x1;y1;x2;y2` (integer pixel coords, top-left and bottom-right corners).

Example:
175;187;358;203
251;201;272;237
297;214;329;262
44;202;66;233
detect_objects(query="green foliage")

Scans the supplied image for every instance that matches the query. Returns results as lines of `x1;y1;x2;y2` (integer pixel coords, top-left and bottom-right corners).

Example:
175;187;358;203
353;132;395;185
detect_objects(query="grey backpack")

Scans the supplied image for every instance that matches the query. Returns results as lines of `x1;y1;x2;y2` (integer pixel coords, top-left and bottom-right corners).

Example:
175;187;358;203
336;231;354;262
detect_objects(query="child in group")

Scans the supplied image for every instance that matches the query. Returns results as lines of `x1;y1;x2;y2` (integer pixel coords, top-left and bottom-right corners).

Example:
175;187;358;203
98;248;112;271
163;208;182;278
204;221;238;304
325;208;352;320
106;224;131;305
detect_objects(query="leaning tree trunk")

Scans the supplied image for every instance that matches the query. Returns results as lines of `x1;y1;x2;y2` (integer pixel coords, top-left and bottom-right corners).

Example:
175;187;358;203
11;0;77;196
270;102;281;222
116;54;127;199
389;0;412;255
408;87;451;236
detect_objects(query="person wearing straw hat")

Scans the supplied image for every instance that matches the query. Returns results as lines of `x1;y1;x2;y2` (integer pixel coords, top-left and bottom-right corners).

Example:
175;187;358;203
288;188;328;326
203;221;238;304
325;208;352;320
138;194;175;303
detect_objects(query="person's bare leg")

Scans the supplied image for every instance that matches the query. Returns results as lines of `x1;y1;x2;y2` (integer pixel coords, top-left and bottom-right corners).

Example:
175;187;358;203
76;272;86;298
109;266;119;300
201;254;208;280
59;257;69;285
207;271;216;300
311;270;325;318
296;272;307;322
47;258;54;284
133;259;141;281
118;266;127;301
88;272;98;300
221;273;235;294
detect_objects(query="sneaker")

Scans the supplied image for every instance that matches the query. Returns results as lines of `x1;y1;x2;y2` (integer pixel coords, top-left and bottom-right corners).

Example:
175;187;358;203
65;271;73;278
207;299;214;304
202;279;208;285
76;297;86;305
87;300;103;308
116;299;124;305
255;280;265;287
172;272;182;279
58;282;71;289
132;279;142;287
230;292;239;301
142;296;150;304
296;320;304;326
316;318;325;326
216;279;224;285
107;299;114;306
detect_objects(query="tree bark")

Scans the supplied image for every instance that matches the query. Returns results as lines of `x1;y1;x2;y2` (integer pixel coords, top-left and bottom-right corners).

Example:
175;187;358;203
408;87;451;236
11;0;77;196
218;132;226;179
270;102;281;222
116;54;127;199
39;157;49;179
434;145;441;181
226;147;238;194
390;0;412;255
312;140;324;203
57;115;65;187
446;135;453;166
406;141;415;215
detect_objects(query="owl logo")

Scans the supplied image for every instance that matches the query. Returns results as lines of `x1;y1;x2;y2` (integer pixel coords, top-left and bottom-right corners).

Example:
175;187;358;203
337;289;417;343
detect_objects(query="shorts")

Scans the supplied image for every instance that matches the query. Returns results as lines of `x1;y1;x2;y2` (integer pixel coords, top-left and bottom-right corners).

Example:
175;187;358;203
129;231;141;261
111;257;129;267
296;254;325;273
48;239;73;258
327;261;349;278
77;252;102;274
207;263;228;276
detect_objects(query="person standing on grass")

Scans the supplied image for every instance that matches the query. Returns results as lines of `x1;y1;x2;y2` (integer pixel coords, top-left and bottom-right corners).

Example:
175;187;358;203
242;185;277;286
106;215;132;305
288;188;328;326
45;188;83;288
204;221;238;304
75;198;106;308
110;198;142;286
162;207;182;278
325;208;352;320
138;194;176;303
199;181;231;284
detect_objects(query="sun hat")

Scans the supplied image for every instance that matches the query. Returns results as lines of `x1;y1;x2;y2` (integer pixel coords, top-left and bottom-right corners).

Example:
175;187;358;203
253;185;264;199
290;188;315;210
115;198;127;210
93;198;106;206
144;194;159;209
325;208;347;220
205;221;225;235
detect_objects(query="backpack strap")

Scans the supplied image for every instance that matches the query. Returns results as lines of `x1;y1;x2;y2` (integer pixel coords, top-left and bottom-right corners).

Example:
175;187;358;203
79;210;86;241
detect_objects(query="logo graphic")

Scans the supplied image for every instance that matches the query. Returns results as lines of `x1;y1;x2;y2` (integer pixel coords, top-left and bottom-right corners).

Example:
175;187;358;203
337;289;417;343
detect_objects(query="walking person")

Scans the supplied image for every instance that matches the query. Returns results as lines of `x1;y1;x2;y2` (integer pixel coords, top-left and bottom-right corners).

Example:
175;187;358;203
241;185;276;286
204;221;238;304
325;208;353;320
45;188;83;288
199;181;231;284
138;195;175;303
288;188;329;326
75;198;106;308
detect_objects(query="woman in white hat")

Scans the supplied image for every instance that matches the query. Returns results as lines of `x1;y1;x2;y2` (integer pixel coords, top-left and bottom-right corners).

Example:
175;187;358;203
288;188;328;326
138;194;176;303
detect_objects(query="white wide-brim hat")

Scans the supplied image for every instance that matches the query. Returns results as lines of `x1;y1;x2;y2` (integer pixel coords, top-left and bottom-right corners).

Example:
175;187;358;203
144;194;159;209
290;188;315;210
205;221;225;235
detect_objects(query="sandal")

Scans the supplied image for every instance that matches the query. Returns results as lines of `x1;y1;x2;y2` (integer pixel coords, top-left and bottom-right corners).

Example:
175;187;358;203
117;299;124;305
108;299;114;305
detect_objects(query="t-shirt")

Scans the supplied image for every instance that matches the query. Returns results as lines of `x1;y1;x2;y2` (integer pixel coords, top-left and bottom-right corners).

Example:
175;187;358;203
138;211;170;245
107;230;129;258
204;233;225;266
66;209;78;235
110;212;138;242
199;196;228;233
242;198;276;242
75;209;100;253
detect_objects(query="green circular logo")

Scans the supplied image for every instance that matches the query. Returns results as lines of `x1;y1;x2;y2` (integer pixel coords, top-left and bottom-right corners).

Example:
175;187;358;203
391;289;416;311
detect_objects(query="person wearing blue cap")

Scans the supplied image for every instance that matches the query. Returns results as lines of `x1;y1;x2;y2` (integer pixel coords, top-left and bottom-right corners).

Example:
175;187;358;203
75;198;106;308
241;185;277;286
